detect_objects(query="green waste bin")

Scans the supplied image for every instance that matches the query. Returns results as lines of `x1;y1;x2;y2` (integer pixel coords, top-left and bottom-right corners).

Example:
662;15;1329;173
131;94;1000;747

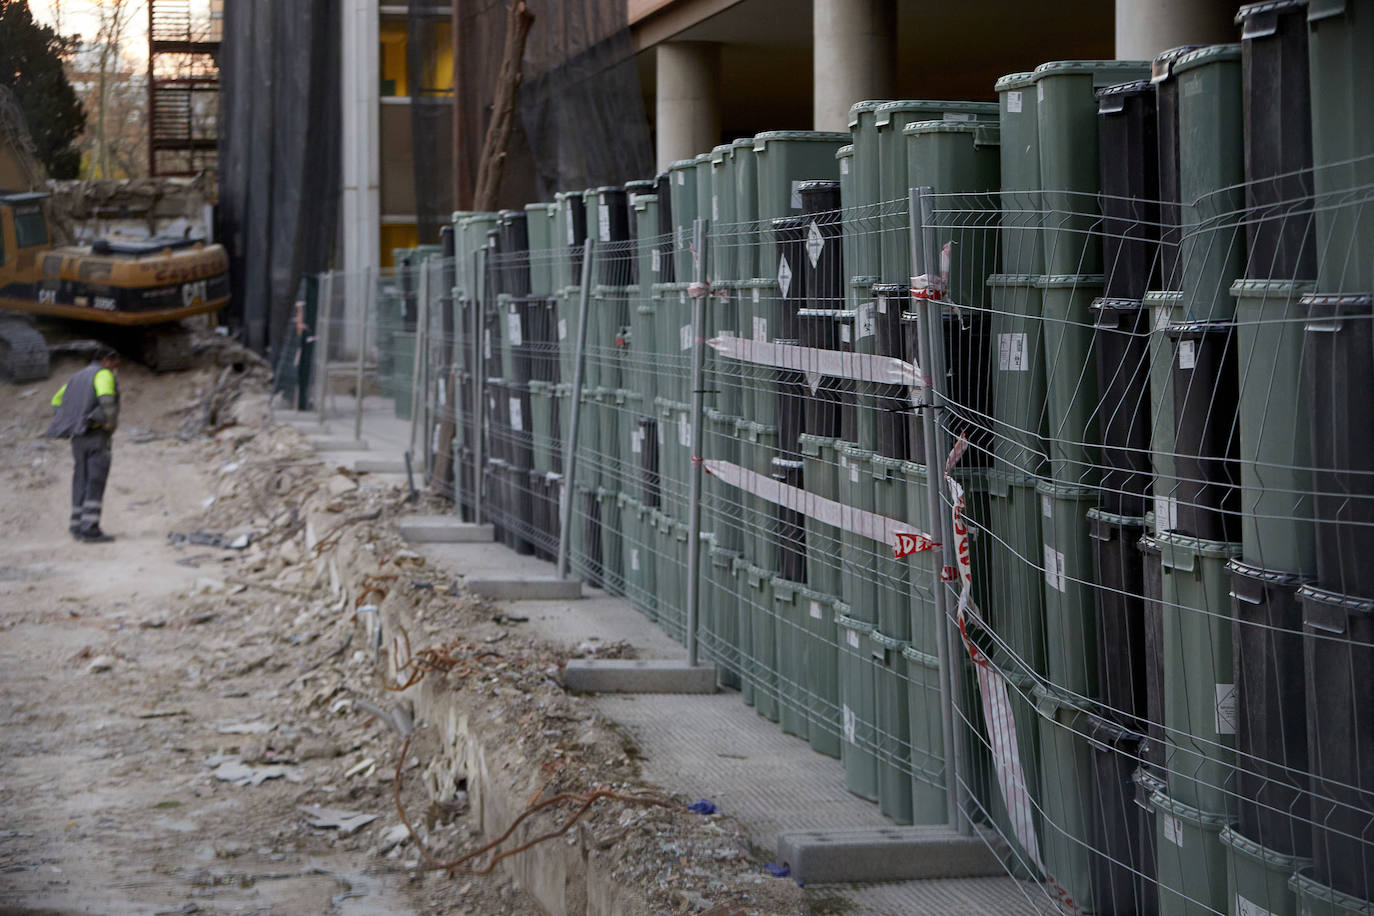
733;553;756;705
837;144;857;281
1038;274;1106;484
752;130;849;281
596;488;623;594
1158;530;1243;813
1037;479;1101;696
741;421;780;566
668;159;698;282
871;628;914;824
1221;825;1310;916
573;386;602;490
458;212;500;294
804;591;842;759
552;192;584;292
847;99;889;220
1172;45;1245;323
985;467;1047;675
1306;0;1374;294
874;100;999;285
901;460;943;655
593;284;630;390
996;72;1043;277
1289;869;1374;916
614;389;644;496
620;493;656;619
524;202;557;297
975;649;1045;873
800;434;843;597
704;408;746;553
730;137;760;284
1151;787;1234;916
709;144;738;281
707;543;743;691
1033;684;1102;911
771;577;816;739
632;191;661;294
745;563;779;722
694;153;713;252
529;380;555;473
629;287;659;406
1032;60;1151;277
904;120;1002;306
656;398;692;521
837;611;879;801
1146;290;1184;534
1231;279;1319;574
872;454;913;641
988;275;1049;476
902;643;950;824
839;445;878;624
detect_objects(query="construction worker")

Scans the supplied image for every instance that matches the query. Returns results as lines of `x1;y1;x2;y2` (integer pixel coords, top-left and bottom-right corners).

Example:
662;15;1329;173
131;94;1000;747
45;346;121;542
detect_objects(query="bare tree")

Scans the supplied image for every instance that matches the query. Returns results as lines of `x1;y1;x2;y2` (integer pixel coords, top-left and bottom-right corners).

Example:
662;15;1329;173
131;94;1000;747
91;0;137;178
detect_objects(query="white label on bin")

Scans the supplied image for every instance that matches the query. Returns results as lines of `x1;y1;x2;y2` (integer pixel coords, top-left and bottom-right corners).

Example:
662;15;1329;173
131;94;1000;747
509;397;523;431
1156;307;1171;331
877;295;888;314
943;112;975;122
1163;812;1185;848
431;425;440;454
806;222;824;268
840;325;852;343
681;324;694;351
677;170;685;186
598;204;611;241
847;630;861;649
657;420;664;446
1178;339;1196;370
809;600;823;621
1042;493;1053;519
651;247;661;273
840;158;850;176
998;332;1030;371
752;287;761;305
1216;683;1238;735
856;303;876;340
712;194;720;221
791;180;804;209
484;328;492;359
850;462;860;484
1154;495;1178;533
778;254;793;299
1007;91;1022;113
843;704;856;743
558;318;568;341
566;215;575;245
679;415;691;447
631;429;642;454
438;378;447;406
507;310;523;346
1037;82;1045;103
754;316;768;342
631;548;640;572
1044;545;1066;593
1236;895;1274;916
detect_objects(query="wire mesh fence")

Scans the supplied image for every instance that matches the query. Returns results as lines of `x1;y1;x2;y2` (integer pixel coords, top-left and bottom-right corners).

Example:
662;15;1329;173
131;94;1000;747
300;29;1374;915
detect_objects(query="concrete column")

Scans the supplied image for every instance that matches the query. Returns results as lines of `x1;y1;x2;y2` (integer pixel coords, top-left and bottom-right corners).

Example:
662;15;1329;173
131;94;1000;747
655;42;721;174
813;0;895;132
339;0;379;351
1115;0;1237;61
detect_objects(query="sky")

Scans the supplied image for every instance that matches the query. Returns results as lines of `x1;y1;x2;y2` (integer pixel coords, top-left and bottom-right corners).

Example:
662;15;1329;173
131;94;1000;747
30;0;153;65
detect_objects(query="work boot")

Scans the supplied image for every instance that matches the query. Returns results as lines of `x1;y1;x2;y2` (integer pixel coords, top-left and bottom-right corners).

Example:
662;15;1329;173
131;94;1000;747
78;527;115;543
69;525;81;540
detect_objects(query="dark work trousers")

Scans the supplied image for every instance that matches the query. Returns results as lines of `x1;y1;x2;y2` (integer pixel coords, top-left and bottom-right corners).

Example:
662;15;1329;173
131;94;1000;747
70;430;113;534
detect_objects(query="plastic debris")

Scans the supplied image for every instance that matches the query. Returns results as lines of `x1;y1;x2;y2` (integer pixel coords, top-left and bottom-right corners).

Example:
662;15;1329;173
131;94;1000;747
764;863;790;878
687;799;717;815
299;806;378;837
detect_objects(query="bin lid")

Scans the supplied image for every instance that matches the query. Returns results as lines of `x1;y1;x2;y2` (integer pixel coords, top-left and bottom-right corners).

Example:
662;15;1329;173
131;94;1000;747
837;145;854;159
624;179;656;193
1164;318;1234;340
986;272;1042;287
1090;296;1147;329
753;130;849;150
796;308;852;318
797;179;840;192
1226;557;1310;591
1154;530;1243;570
835;612;873;634
869;628;908;651
1086;506;1146;531
522;201;557;215
1230;277;1318;299
1096;79;1154;115
729;136;754;153
1147;787;1236;827
900;643;940;669
847;99;892;129
902;120;1001;149
1034;477;1100;502
1150;44;1205;83
1031;59;1151;86
1172;43;1243;78
1298;583;1374;631
710;144;732;164
995;71;1036;93
1236;0;1307;30
1299;292;1374;311
669;158;697;171
1035;274;1105;290
873;99;998;127
1142;289;1184;305
457;212;498;227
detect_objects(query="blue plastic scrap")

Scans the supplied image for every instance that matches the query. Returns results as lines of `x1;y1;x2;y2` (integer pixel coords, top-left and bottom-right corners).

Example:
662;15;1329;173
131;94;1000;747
687;799;717;815
764;863;790;878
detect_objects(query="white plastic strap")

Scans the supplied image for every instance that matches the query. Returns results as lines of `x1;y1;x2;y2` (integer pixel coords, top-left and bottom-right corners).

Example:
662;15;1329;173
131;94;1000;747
707;337;924;389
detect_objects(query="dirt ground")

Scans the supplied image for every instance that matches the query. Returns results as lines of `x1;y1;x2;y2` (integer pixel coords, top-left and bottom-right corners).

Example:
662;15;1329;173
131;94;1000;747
0;339;807;916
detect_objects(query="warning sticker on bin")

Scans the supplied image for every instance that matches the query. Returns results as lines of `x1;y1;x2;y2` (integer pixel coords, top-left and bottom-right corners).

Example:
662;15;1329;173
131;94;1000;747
1215;684;1237;735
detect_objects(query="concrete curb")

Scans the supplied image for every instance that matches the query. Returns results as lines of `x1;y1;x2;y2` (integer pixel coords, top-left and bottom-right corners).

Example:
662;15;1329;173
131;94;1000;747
398;516;494;543
563;659;718;694
776;825;1007;884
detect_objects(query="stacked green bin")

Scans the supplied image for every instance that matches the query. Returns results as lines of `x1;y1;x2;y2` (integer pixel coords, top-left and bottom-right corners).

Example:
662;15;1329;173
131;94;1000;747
595;487;623;593
707;542;743;691
553;191;584;292
1031;60;1151;277
1231;279;1319;574
752;131;849;281
901;461;942;654
704;408;745;553
838;445;878;623
524;202;557;297
871;628;914;823
902;643;950;824
1307;0;1374;293
1037;479;1101;696
740;420;779;566
873;100;998;285
1146;290;1184;534
872;455;913;640
655;397;691;520
1038;274;1105;484
988;275;1049;475
803;590;842;759
799;434;843;597
1173;45;1246;323
652;282;691;406
1151;786;1234;916
745;563;779;722
613;389;644;496
709;144;739;288
847;101;889;284
985;468;1049;673
1157;531;1242;813
529;380;556;473
458;212;500;293
996;73;1042;276
836;144;858;288
574;386;602;490
837;609;879;800
1034;684;1102;912
1289;871;1374;916
771;578;818;739
1221;824;1311;916
730;137;760;282
668;159;698;282
619;493;656;616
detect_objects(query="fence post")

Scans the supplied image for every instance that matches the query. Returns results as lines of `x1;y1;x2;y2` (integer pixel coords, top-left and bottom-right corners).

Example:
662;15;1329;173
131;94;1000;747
556;237;597;579
315;271;334;424
684;218;709;668
354;265;371;442
408;260;430;465
910;185;970;833
472;248;486;523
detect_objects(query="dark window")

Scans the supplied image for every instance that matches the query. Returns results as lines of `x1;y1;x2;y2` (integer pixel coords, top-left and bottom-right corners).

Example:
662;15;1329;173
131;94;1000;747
14;205;47;248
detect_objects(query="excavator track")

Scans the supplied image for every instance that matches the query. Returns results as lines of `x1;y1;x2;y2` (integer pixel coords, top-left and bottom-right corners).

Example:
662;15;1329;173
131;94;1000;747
138;323;194;373
0;317;50;382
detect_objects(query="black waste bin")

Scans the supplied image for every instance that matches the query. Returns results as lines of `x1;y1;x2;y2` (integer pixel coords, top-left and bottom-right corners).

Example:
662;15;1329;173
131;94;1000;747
1096;80;1160;299
497;209;531;297
798;308;844;438
872;283;910;460
771;457;806;582
800;180;843;304
1138;530;1166;767
638;415;661;508
594;187;632;287
1167;320;1240;542
655;172;674;283
1089;719;1151;916
1230;560;1312;856
581;487;604;588
1089;510;1148;727
1238;0;1317;280
1303;293;1374;597
1300;583;1374;900
1091;298;1153;516
901;310;992;465
1152;45;1202;291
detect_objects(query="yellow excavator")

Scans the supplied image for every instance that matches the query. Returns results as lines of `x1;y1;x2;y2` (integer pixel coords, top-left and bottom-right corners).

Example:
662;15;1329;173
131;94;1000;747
0;87;230;381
